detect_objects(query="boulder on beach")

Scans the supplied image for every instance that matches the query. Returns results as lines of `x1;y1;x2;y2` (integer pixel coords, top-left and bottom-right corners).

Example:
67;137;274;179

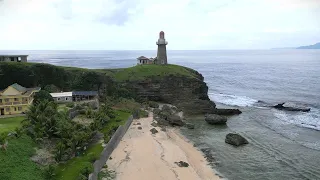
225;133;248;146
205;114;227;125
150;128;159;134
175;161;189;167
273;103;310;112
167;115;184;126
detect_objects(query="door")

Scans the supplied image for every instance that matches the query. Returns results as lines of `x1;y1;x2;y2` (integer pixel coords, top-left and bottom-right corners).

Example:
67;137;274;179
0;108;4;115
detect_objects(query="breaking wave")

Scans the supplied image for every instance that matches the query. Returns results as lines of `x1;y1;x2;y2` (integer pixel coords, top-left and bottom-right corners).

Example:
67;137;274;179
209;93;258;107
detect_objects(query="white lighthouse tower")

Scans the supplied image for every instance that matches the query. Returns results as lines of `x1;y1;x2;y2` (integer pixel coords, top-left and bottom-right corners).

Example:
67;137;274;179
156;31;168;64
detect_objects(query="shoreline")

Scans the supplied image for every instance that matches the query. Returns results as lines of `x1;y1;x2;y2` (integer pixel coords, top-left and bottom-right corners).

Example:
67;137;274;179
104;113;220;180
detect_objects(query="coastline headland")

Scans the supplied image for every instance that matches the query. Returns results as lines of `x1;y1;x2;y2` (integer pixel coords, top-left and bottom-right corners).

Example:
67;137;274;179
0;62;241;179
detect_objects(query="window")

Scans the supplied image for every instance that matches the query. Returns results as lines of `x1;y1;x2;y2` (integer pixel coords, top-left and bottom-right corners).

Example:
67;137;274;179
0;99;2;103
6;108;10;112
18;107;22;111
17;57;22;62
5;99;9;102
14;107;17;111
65;97;68;101
57;98;60;101
14;98;18;101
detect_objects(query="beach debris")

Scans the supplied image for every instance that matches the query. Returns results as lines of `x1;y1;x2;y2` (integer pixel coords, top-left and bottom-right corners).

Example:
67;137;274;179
138;127;142;130
185;123;195;129
225;133;248;146
150;128;159;134
137;122;141;125
109;157;112;160
160;127;166;132
205;114;227;125
175;161;189;167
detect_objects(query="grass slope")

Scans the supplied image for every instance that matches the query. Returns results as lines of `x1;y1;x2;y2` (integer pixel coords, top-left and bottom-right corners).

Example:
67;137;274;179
0;116;25;134
0;135;45;180
113;64;199;81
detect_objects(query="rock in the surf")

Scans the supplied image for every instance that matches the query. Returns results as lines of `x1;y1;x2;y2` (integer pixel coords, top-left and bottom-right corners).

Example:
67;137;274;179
185;123;195;129
273;103;310;112
225;133;249;146
205;114;227;125
212;108;242;115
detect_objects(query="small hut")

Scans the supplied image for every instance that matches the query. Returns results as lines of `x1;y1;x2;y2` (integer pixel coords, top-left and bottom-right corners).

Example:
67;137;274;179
137;56;154;65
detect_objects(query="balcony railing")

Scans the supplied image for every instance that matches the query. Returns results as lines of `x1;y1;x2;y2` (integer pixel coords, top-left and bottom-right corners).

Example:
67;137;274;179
0;101;29;106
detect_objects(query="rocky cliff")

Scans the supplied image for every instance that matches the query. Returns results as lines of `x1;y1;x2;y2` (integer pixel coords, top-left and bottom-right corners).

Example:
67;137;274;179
113;65;217;115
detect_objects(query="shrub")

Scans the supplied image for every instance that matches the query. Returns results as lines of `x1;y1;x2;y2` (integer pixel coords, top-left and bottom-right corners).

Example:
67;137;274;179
153;108;161;115
44;164;56;180
66;102;74;108
87;152;99;163
79;162;93;177
148;101;159;108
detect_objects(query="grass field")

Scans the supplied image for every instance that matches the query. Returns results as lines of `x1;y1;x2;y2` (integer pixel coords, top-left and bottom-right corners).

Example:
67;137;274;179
0;135;45;180
0;116;25;134
113;64;199;81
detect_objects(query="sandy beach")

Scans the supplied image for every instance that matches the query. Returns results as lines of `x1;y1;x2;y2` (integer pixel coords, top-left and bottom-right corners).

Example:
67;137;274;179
106;113;220;180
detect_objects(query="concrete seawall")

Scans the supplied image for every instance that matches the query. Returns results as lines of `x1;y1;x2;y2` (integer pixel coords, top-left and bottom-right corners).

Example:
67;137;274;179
88;115;133;180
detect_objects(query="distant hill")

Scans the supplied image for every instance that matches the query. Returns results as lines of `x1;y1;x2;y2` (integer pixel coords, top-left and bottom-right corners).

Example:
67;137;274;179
297;42;320;49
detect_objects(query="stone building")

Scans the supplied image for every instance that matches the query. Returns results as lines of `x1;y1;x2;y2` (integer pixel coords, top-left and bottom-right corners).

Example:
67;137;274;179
0;55;28;62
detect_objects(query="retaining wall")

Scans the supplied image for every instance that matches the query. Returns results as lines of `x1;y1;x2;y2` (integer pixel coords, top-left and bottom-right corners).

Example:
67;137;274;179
88;115;133;180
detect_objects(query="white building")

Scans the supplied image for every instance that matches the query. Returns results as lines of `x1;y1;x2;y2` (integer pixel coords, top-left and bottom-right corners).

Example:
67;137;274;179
50;92;73;102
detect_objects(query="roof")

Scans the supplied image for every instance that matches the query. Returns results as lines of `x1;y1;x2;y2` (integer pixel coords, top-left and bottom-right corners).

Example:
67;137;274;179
0;55;28;57
50;92;73;98
73;91;98;96
137;56;150;60
11;83;27;93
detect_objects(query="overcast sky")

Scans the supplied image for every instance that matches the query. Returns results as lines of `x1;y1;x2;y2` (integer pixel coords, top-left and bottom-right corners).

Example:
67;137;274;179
0;0;319;50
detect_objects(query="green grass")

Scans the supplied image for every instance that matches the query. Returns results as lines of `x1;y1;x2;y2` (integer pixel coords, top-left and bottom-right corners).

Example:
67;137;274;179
113;64;199;81
0;116;25;134
55;143;103;180
101;110;131;135
0;135;45;180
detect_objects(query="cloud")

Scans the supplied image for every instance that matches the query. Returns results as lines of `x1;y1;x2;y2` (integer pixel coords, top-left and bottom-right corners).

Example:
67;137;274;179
0;0;319;50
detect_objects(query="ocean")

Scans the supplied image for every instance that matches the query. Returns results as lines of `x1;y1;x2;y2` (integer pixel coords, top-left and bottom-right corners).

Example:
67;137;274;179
1;49;320;180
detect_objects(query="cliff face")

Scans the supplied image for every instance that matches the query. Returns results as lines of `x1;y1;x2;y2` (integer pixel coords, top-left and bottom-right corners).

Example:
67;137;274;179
114;65;216;115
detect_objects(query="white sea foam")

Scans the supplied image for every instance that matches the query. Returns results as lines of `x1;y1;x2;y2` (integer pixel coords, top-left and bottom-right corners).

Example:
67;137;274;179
209;93;258;107
273;108;320;131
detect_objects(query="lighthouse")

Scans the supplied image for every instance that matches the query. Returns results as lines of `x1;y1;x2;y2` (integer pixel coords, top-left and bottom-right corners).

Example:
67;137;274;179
156;31;168;64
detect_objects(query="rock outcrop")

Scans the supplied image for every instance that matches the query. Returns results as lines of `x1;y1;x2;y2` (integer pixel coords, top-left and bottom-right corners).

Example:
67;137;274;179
225;133;248;146
205;114;227;125
118;66;216;115
273;103;310;112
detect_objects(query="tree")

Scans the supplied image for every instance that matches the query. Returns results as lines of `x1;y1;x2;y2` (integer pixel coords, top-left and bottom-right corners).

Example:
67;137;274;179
33;90;54;105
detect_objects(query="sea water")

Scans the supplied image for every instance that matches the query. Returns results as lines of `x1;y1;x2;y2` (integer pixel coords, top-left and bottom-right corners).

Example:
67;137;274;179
1;49;319;180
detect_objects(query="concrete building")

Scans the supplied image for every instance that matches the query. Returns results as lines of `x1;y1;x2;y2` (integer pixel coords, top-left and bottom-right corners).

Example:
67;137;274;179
156;31;168;65
50;92;73;102
50;91;98;103
137;56;154;65
0;83;40;116
0;55;28;62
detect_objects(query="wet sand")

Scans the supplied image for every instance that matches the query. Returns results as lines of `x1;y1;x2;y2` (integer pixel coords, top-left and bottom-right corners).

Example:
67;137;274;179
106;113;220;180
